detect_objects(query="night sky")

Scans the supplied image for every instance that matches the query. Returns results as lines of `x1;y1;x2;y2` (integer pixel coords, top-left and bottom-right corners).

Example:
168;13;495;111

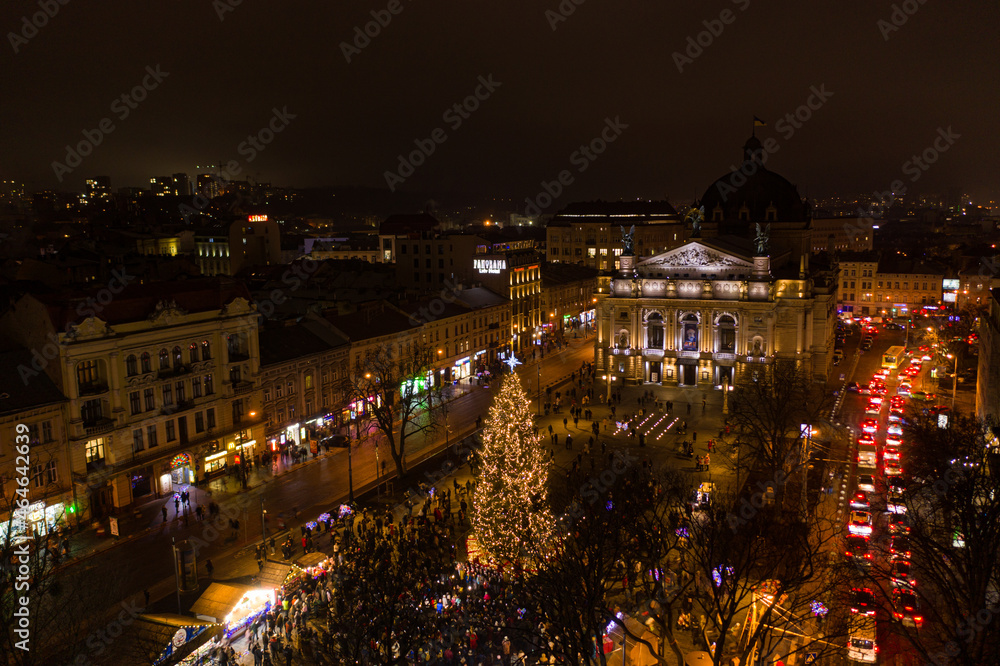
3;1;998;206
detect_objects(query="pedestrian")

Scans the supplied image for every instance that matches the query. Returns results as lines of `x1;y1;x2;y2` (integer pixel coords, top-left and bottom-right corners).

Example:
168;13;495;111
206;559;214;577
563;417;569;431
162;506;168;523
173;497;180;514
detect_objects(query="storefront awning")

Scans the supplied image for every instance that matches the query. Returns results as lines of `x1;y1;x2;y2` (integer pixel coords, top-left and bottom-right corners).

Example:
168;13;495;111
295;552;327;569
190;582;255;623
258;560;293;589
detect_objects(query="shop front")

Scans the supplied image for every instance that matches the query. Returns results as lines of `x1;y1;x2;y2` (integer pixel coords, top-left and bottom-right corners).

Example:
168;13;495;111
170;453;195;486
203;450;228;479
452;356;471;382
0;501;66;542
131;466;153;500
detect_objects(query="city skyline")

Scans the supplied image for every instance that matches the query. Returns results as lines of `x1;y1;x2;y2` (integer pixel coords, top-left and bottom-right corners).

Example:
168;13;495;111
2;1;998;207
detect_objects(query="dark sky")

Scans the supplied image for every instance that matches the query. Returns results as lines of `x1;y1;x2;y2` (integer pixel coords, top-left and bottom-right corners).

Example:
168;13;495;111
3;1;998;208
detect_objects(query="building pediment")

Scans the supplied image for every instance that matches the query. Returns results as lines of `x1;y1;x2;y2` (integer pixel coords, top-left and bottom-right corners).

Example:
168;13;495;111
637;241;754;273
67;316;112;341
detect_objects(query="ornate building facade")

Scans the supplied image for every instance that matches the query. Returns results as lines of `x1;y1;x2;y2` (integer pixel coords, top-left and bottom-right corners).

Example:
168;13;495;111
594;238;837;390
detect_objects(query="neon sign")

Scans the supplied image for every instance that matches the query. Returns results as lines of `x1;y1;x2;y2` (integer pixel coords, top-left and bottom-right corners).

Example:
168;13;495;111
247;214;268;222
474;258;506;274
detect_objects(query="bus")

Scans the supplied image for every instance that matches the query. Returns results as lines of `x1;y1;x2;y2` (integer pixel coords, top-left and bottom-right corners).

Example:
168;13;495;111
882;345;906;370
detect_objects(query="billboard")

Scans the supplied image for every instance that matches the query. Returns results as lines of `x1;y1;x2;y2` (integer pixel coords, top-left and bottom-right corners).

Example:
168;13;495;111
942;279;960;290
682;322;699;351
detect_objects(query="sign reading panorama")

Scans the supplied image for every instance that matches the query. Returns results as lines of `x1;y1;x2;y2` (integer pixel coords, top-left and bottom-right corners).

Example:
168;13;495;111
474;258;507;274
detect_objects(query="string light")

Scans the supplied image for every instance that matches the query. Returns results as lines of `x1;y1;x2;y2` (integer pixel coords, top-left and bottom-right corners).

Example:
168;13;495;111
471;373;553;564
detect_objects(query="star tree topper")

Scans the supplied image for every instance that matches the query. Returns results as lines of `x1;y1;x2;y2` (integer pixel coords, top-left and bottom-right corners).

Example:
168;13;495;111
502;352;522;372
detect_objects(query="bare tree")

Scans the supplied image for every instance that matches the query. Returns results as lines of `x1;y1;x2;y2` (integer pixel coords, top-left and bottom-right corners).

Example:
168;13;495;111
349;342;443;479
727;360;834;509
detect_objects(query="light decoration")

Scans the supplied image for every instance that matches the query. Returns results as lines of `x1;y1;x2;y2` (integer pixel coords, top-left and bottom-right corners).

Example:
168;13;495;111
471;372;554;564
501;352;522;372
223;589;273;638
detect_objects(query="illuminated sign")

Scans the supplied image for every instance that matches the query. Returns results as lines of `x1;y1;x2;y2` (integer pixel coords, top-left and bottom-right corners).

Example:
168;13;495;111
474;258;506;274
942;292;957;302
942;279;960;290
247;214;268;222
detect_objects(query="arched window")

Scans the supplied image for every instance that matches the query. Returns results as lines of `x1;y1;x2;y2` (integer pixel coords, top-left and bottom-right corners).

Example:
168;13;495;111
646;313;664;349
680;314;699;352
125;355;138;377
201;340;211;360
141;352;151;373
189;343;199;363
159;349;169;370
718;314;736;353
172;346;182;368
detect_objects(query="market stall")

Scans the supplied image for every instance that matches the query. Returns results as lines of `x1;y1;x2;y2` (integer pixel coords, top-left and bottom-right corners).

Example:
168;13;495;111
258;559;293;590
190;583;272;640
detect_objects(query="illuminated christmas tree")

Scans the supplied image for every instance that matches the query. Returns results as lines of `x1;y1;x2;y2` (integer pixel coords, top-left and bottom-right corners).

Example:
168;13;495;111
472;370;554;563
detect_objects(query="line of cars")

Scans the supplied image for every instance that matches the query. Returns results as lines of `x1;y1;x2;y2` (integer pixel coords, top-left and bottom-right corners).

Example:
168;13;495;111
844;363;924;662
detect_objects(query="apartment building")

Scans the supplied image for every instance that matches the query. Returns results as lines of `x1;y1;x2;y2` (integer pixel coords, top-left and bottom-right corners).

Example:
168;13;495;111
258;322;350;452
546;201;685;270
0;279;264;520
0;349;70;538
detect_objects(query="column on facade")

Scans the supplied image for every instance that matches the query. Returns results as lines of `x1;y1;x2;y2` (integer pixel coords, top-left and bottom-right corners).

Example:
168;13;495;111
767;314;776;355
796;310;805;354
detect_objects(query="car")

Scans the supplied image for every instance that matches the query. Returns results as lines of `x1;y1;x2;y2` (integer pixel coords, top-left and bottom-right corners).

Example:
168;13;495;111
860;384;871;395
893;589;923;627
883;448;901;463
910;391;928;401
874;368;890;378
888;512;911;535
904;366;920;377
849;510;873;536
858;433;876;446
897;384;911;396
850;587;877;616
869;394;885;405
847;381;860;393
865;403;882;416
910;358;923;367
884;461;904;477
891;558;916;588
845;534;873;564
850;491;871;510
888;423;903;436
886;491;907;514
919;345;930;353
858;474;876;492
921;353;932;361
899;377;913;388
888;412;903;423
861;419;879;434
872;384;888;396
890;396;907;408
929;404;951;415
886;434;903;447
887;476;906;494
890;535;912;558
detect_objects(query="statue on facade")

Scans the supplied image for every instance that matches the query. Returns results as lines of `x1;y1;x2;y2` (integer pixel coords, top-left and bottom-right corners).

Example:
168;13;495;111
754;223;770;256
685;205;705;238
620;225;636;256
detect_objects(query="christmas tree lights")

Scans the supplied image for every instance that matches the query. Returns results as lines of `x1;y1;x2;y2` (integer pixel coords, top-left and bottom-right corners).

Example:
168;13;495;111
472;372;553;564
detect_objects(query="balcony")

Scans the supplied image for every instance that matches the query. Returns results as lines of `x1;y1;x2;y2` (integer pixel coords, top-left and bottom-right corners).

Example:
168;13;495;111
232;380;254;396
158;365;190;379
83;418;115;436
714;352;737;361
78;381;109;397
643;348;665;358
161;400;194;416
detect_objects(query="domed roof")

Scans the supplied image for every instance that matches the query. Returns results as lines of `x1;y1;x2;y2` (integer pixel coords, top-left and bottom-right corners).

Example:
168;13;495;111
699;136;809;233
